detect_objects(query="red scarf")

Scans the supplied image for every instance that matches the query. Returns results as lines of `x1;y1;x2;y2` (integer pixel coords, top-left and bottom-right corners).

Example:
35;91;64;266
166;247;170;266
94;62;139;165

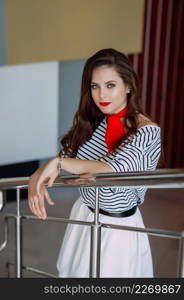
105;106;128;152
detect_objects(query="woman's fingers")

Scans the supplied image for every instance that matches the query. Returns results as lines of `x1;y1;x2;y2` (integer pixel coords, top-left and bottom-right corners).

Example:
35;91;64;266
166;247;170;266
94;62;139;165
28;159;59;218
80;173;96;179
44;187;55;205
28;186;45;219
31;195;44;218
64;177;96;185
37;196;47;219
62;173;96;185
36;187;54;218
28;195;35;213
28;184;54;219
78;173;96;183
36;177;47;199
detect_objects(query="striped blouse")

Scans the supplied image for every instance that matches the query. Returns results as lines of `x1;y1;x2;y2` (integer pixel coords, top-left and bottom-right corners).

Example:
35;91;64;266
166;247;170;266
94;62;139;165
76;117;161;213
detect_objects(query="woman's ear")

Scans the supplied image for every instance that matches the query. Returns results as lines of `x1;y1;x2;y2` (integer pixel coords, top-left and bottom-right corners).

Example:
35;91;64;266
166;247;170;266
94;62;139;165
125;85;131;94
126;86;131;94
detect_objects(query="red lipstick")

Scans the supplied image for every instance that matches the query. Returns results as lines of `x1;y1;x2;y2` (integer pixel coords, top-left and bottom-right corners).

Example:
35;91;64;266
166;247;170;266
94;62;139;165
99;102;111;106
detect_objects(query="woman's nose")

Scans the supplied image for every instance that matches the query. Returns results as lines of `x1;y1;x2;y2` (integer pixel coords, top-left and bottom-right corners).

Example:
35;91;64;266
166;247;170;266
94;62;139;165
99;87;107;99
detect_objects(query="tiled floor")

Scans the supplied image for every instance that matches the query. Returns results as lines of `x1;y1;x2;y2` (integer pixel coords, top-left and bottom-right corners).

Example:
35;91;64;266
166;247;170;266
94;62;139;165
0;186;184;278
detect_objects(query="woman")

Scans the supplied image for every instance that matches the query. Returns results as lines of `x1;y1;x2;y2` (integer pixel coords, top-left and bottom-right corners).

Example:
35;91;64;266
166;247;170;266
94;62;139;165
28;48;162;278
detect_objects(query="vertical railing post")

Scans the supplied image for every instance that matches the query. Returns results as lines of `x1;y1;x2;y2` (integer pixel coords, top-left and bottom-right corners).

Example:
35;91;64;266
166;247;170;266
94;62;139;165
90;187;101;278
178;231;184;278
16;187;22;278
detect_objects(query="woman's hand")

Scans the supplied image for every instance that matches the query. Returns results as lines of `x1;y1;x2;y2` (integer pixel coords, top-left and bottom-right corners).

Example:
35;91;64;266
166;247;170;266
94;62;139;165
28;157;59;219
62;173;96;185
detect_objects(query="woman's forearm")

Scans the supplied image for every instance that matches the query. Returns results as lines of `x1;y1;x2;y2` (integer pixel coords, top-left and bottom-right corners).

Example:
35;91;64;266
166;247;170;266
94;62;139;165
31;156;113;181
58;157;114;175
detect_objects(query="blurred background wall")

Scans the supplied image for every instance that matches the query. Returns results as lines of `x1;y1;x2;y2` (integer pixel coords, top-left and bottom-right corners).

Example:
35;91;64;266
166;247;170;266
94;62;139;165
0;0;145;177
5;0;144;64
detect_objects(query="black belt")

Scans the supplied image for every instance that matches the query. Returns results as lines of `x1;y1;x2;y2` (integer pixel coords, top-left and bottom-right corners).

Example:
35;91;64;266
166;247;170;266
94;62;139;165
87;205;137;218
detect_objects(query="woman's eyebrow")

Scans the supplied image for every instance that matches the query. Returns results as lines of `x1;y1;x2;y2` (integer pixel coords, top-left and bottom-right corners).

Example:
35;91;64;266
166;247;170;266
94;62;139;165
91;80;117;84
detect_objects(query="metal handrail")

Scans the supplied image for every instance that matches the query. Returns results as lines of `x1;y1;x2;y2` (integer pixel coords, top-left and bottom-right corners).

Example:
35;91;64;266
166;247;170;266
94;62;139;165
0;168;184;278
0;168;184;189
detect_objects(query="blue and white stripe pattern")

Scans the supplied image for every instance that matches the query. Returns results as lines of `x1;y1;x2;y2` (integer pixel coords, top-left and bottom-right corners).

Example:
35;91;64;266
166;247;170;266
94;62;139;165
76;118;161;213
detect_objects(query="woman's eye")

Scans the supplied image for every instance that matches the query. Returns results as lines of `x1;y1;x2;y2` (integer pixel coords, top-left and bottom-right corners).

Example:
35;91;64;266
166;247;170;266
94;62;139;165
91;83;115;89
91;84;98;89
107;83;115;88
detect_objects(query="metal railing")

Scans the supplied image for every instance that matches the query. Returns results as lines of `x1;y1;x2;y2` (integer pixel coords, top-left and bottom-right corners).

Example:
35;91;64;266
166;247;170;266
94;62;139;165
0;168;184;278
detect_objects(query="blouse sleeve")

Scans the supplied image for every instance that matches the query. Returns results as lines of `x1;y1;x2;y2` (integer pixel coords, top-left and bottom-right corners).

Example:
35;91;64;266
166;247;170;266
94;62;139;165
98;126;161;173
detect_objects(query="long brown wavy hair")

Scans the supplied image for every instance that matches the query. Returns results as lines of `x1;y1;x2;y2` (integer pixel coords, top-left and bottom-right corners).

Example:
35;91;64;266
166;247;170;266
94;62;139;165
59;48;165;168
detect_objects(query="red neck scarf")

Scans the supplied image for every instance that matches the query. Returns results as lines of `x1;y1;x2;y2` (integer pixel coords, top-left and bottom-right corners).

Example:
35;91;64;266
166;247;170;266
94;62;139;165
105;105;128;152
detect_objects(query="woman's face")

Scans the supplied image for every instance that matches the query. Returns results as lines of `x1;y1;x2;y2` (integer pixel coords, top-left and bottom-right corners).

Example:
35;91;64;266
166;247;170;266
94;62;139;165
91;65;130;114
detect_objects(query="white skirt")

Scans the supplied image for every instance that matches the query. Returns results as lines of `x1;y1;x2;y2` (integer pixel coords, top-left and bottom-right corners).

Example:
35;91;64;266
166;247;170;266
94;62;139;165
56;197;153;278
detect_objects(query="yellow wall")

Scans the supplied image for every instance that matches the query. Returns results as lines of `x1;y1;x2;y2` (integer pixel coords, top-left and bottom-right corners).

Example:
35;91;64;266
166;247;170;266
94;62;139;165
6;0;145;65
